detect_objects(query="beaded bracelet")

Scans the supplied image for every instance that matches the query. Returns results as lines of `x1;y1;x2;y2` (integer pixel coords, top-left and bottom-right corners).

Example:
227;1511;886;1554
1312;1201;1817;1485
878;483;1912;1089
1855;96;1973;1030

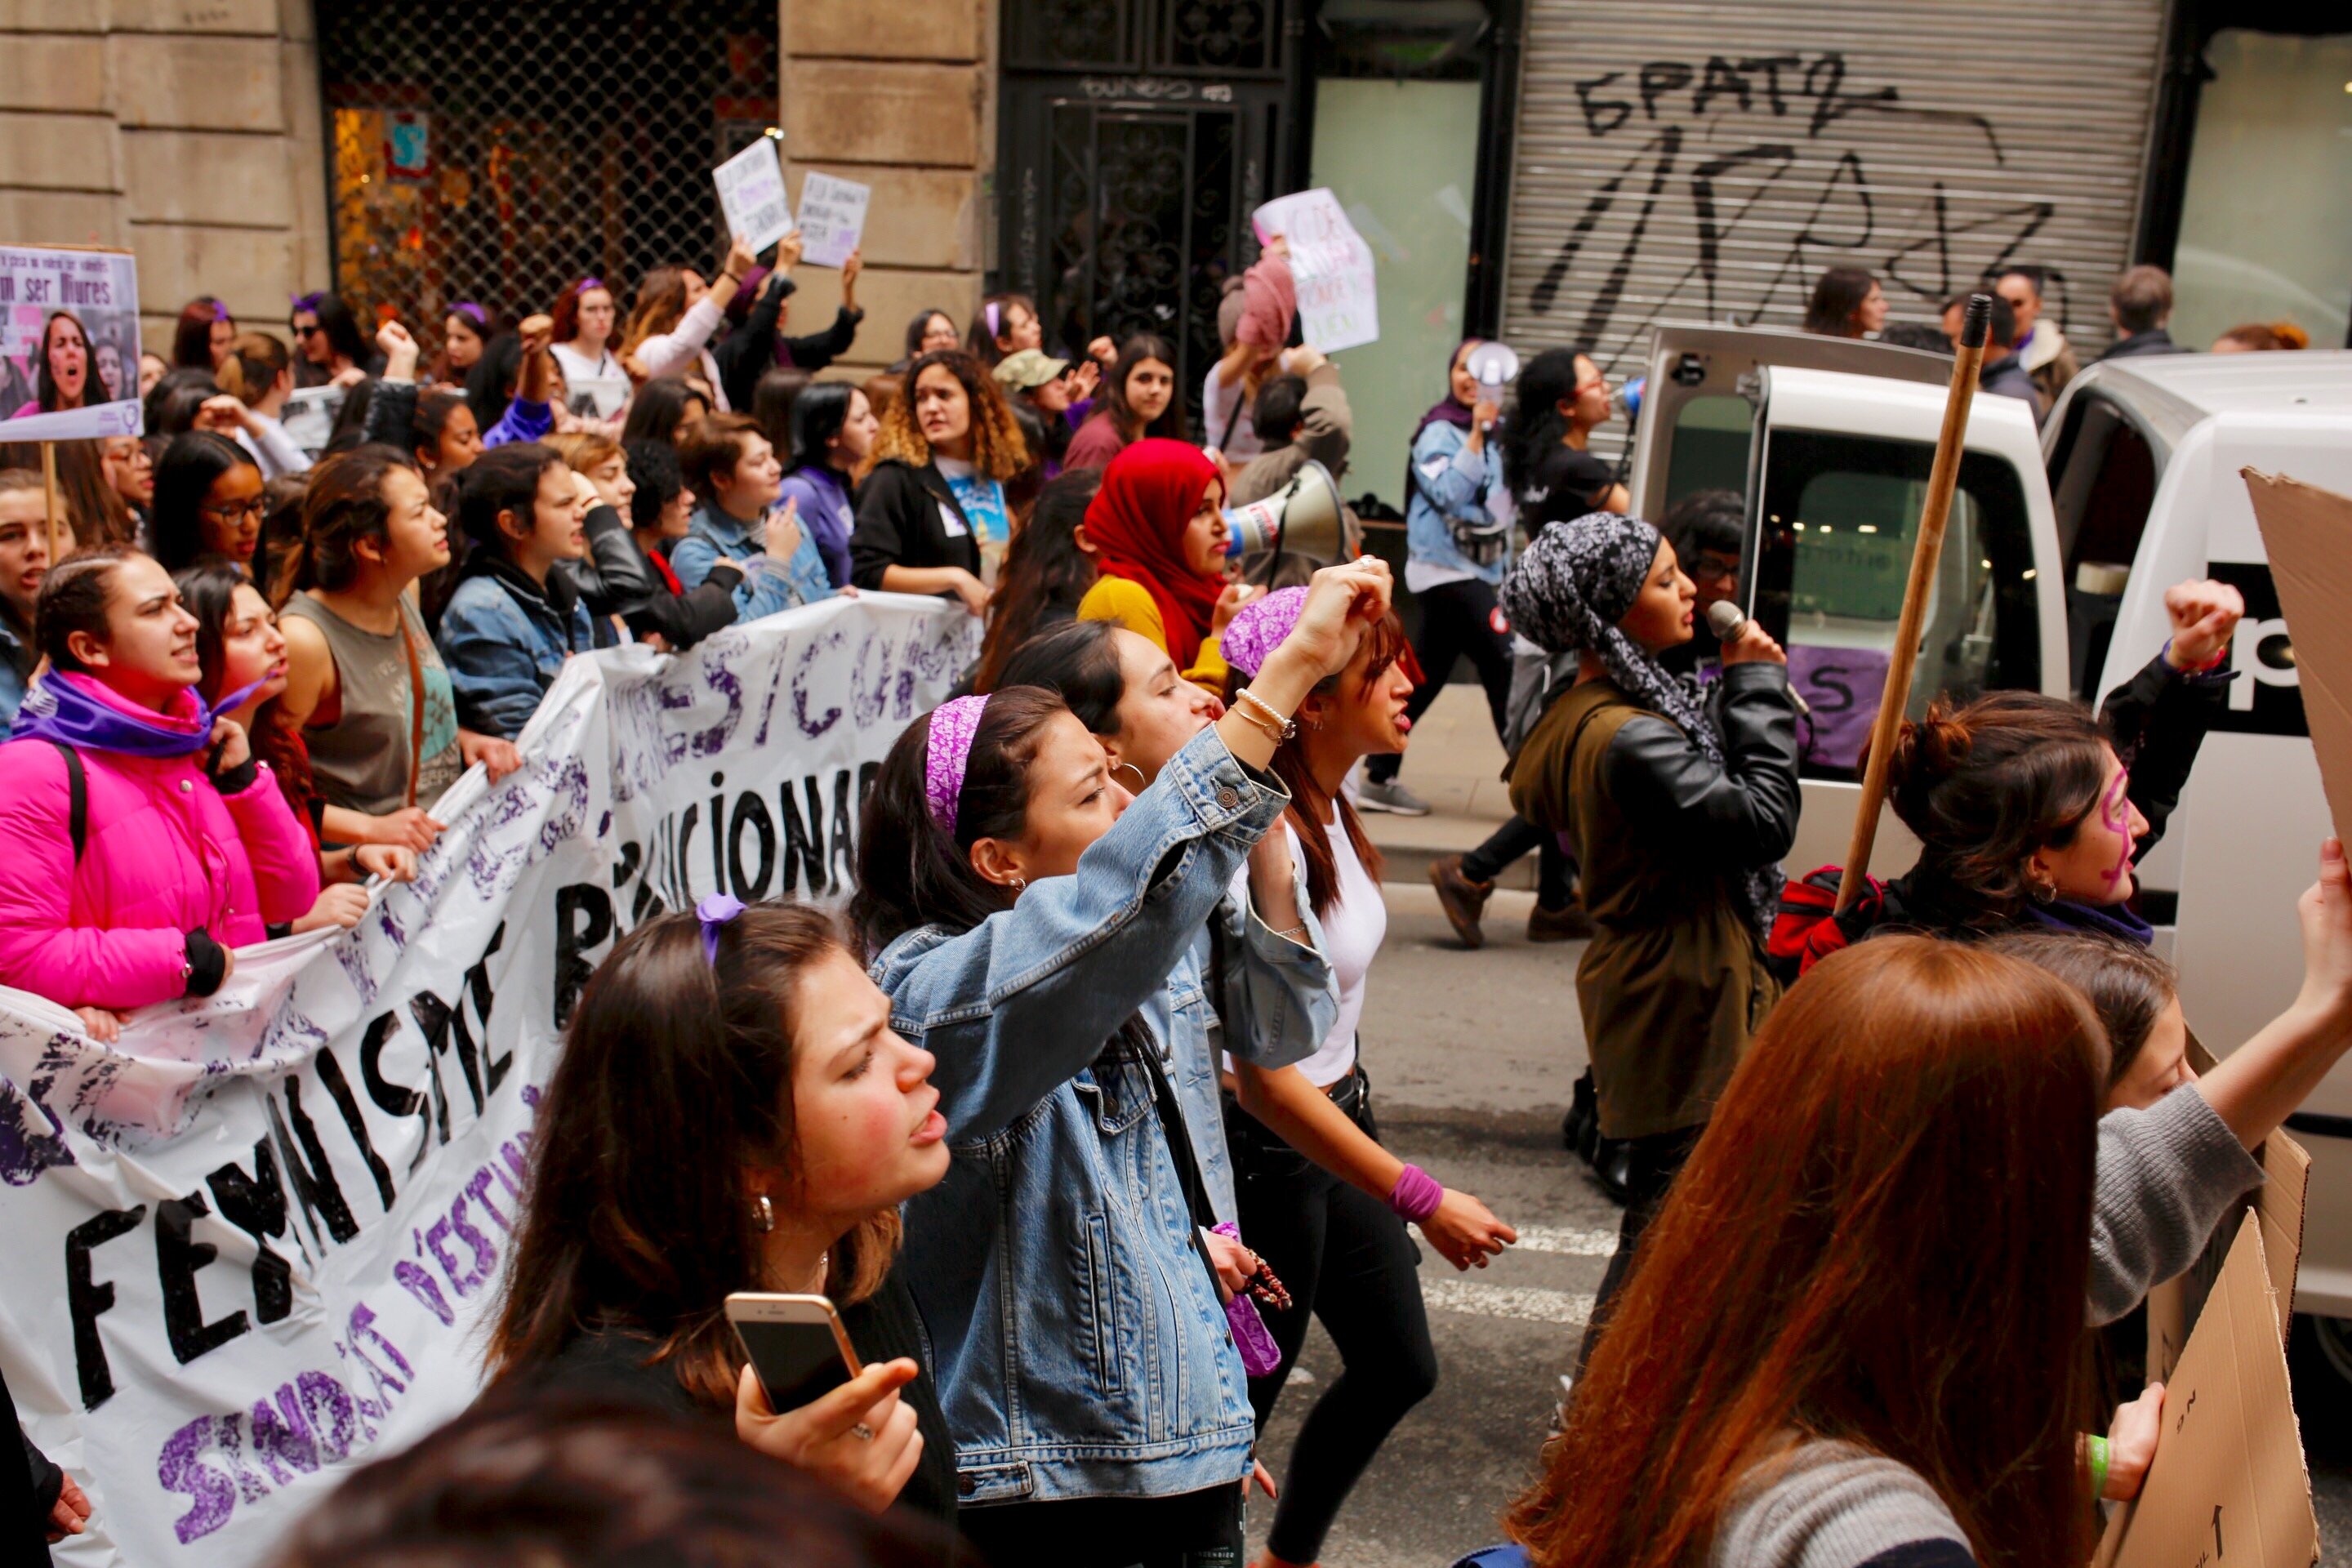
1232;688;1297;742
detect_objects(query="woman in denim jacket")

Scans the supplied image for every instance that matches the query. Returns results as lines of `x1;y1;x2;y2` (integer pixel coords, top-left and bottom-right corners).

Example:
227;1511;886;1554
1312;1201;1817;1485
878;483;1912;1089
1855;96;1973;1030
851;559;1391;1567
438;443;603;740
670;413;833;621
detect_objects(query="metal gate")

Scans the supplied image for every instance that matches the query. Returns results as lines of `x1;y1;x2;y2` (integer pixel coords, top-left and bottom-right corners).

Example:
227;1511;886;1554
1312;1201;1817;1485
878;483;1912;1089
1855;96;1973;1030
997;0;1297;429
315;0;778;330
1501;0;2166;432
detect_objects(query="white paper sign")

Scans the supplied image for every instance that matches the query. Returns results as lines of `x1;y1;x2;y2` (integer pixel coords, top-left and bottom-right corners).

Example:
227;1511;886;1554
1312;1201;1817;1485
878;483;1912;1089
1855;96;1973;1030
712;140;795;256
0;245;144;441
278;386;345;456
796;172;872;270
0;594;976;1566
567;375;630;420
1250;189;1379;354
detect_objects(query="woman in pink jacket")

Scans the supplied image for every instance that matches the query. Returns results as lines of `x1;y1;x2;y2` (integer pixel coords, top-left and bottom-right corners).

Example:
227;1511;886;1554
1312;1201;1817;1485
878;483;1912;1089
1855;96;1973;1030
0;550;319;1038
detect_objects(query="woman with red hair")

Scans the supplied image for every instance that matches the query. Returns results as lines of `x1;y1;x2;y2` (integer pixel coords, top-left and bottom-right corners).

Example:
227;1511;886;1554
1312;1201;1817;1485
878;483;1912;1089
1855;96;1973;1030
1074;437;1241;691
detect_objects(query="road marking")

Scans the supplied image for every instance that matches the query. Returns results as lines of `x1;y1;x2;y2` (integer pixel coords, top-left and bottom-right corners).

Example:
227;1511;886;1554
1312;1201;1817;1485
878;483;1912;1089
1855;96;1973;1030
1508;1226;1618;1258
1423;1280;1594;1325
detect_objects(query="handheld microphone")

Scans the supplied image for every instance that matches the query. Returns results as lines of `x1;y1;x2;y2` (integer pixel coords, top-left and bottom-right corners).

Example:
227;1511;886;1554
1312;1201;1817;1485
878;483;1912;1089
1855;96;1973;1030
1705;600;1811;717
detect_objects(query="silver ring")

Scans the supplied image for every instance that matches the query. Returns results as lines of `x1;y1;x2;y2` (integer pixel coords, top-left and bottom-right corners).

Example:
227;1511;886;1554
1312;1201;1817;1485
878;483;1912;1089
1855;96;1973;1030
850;1422;875;1442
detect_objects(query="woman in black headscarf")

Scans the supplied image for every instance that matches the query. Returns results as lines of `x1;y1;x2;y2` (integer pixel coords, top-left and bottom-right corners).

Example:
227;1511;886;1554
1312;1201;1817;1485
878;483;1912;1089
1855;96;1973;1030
1499;510;1802;1367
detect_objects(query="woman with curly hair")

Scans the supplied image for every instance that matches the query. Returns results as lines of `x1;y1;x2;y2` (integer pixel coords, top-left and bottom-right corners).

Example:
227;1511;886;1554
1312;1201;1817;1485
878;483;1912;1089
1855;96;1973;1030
847;350;1026;616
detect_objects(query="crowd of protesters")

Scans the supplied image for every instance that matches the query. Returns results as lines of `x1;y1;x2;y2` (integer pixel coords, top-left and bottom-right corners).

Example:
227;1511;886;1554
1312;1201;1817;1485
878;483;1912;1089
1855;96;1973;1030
0;228;2341;1568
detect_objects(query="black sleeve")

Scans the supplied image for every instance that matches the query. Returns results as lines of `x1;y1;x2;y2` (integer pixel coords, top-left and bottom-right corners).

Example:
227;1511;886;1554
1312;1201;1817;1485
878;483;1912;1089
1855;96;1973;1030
568;504;657;617
1601;663;1802;865
781;307;864;375
849;468;915;590
715;274;791;413
622;566;743;649
183;929;229;998
20;1425;60;1519
363;378;417;451
1528;448;1617;524
2098;651;2230;853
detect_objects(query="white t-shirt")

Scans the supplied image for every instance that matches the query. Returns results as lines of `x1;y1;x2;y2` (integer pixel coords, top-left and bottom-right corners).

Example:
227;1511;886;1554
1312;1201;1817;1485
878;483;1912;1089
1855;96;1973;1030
1224;814;1385;1088
548;341;622;383
1202;364;1266;465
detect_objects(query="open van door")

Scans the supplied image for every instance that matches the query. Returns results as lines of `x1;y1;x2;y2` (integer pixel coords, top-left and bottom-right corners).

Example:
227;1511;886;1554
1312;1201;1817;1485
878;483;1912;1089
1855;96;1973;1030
1627;323;2067;882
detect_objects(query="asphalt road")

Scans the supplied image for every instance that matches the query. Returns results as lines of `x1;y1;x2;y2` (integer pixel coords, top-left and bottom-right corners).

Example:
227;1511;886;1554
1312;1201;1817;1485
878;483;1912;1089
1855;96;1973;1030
1244;884;2352;1567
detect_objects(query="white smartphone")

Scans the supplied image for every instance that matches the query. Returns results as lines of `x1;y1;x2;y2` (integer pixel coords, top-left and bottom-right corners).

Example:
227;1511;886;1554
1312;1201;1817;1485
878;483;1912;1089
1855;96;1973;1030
725;1291;862;1411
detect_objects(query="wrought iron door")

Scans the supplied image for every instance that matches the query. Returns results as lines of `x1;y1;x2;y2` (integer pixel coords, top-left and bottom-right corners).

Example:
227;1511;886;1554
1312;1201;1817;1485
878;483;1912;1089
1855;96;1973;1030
999;0;1298;430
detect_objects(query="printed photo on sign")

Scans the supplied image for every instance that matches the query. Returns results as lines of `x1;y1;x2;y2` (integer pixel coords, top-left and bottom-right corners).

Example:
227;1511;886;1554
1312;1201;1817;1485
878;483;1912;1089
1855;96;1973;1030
1250;189;1379;354
0;245;143;442
279;385;345;457
795;172;871;270
712;139;795;256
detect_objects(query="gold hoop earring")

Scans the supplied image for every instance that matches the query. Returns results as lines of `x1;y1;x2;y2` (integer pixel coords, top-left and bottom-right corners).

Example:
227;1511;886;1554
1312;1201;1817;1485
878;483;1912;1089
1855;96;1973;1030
1111;761;1147;792
751;1194;773;1233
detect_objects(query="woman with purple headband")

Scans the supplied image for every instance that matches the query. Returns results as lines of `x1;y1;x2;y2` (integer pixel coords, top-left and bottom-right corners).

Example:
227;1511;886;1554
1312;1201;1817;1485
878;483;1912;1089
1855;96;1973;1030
288;291;379;390
851;558;1392;1568
438;302;489;385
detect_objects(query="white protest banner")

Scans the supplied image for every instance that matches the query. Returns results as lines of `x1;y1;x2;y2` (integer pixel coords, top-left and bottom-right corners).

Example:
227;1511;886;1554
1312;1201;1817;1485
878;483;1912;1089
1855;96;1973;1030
713;138;795;256
1250;189;1379;354
0;594;976;1566
796;172;872;270
0;245;143;441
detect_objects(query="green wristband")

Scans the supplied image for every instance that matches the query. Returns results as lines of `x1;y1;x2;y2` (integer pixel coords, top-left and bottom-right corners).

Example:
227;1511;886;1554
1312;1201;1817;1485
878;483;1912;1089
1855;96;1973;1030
2087;1433;2110;1499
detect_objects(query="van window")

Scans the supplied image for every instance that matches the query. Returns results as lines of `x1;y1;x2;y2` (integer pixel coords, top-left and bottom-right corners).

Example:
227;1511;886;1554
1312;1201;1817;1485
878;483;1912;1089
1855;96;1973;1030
1663;394;1753;511
1751;430;2042;780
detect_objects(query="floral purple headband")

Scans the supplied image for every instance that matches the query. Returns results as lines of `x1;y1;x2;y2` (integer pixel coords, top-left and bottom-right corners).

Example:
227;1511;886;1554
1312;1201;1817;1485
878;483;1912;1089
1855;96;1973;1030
1219;586;1308;677
924;695;991;835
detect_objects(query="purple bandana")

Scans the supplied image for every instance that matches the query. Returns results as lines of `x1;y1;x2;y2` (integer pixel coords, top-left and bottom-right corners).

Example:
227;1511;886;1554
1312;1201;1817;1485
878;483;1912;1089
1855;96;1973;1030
697;892;746;964
1218;586;1308;678
291;291;325;314
924;695;991;835
451;302;488;329
11;670;265;759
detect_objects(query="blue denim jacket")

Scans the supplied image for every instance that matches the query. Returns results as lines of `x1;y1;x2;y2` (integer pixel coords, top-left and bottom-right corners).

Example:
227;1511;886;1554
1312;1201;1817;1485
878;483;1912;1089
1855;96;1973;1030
1405;419;1512;584
671;503;834;623
871;725;1334;1506
438;559;597;738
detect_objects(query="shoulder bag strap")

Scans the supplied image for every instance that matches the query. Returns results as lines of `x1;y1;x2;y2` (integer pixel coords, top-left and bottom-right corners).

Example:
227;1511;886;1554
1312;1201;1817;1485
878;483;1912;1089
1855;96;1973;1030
50;741;86;862
397;610;425;809
1128;1031;1227;1287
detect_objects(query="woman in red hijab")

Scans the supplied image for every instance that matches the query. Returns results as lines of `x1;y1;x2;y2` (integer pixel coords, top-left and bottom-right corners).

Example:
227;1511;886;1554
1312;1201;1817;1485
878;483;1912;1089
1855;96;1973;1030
1074;437;1241;690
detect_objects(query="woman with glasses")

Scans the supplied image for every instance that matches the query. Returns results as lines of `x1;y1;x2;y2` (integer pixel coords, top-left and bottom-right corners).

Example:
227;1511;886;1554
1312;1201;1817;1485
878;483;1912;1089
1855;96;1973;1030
150;431;266;577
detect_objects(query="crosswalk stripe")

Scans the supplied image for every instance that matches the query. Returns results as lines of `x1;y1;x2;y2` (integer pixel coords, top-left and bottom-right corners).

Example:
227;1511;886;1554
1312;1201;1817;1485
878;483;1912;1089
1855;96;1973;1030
1507;1225;1619;1258
1423;1280;1595;1325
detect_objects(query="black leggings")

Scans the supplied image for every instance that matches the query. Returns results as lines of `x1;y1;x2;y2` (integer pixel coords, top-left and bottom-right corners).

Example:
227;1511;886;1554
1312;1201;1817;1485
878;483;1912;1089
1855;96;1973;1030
1367;577;1512;782
1226;1071;1439;1564
955;1481;1245;1568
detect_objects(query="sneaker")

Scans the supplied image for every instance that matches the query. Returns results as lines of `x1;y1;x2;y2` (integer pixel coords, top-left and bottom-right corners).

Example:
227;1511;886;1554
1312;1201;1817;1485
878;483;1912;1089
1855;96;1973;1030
1526;900;1597;942
1355;777;1432;815
1428;854;1493;948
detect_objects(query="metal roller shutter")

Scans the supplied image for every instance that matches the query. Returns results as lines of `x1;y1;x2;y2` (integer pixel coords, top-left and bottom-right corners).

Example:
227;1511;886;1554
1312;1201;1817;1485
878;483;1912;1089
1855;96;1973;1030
1501;0;2164;440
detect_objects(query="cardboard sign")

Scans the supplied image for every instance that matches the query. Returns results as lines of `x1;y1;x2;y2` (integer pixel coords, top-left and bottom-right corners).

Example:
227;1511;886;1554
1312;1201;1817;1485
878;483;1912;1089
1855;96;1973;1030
712;138;794;256
0;594;978;1566
0;245;143;441
1250;189;1379;353
796;172;871;270
2097;1215;2319;1568
278;385;345;457
2243;470;2352;841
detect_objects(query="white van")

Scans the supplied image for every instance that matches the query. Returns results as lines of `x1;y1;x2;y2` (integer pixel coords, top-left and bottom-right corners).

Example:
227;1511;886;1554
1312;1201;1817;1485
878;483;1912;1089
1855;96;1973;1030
1625;326;2352;1381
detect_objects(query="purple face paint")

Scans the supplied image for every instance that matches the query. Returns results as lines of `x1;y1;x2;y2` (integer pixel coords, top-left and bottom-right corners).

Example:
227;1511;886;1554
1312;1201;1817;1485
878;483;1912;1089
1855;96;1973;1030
2099;768;2133;888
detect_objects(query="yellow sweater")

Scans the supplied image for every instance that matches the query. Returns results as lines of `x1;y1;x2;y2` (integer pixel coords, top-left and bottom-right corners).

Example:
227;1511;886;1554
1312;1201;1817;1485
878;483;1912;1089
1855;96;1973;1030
1076;576;1230;693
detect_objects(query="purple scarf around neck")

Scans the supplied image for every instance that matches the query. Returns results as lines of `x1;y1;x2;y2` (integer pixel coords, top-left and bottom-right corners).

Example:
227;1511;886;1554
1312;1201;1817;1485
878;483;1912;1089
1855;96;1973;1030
10;669;264;759
2023;894;2156;947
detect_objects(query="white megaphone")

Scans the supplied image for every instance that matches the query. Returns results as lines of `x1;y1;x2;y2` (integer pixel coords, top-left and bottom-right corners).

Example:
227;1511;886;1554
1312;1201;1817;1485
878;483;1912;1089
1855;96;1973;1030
1464;341;1520;391
1224;460;1351;564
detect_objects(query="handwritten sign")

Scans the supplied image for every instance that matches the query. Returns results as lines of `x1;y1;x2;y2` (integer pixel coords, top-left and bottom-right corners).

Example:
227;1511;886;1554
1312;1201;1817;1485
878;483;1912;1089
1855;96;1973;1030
796;172;871;270
712;139;794;256
1251;189;1379;354
0;245;143;442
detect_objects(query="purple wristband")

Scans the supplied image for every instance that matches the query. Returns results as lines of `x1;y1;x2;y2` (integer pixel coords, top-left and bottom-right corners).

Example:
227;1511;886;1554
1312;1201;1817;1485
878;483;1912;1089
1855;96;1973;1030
1388;1164;1443;1223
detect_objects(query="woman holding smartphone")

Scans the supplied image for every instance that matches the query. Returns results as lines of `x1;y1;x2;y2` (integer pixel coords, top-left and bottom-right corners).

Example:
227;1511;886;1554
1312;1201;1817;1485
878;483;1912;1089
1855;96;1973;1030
488;900;960;1530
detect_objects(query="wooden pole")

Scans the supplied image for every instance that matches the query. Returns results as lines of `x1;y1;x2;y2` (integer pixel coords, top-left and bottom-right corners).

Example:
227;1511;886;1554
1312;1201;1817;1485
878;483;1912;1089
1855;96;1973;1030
38;441;61;566
1834;293;1993;915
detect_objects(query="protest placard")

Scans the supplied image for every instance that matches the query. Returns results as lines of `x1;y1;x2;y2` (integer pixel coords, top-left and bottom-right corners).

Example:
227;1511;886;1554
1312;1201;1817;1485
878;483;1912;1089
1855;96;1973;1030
1250;189;1379;354
0;245;143;442
0;594;977;1566
796;171;871;270
2244;469;2352;842
713;138;795;256
278;385;345;457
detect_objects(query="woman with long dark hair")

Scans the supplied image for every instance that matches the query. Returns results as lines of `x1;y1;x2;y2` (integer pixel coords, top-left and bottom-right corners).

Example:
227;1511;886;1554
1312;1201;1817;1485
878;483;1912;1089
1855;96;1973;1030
617;376;711;448
548;276;626;390
10;311;91;417
1063;334;1182;473
486;900;960;1526
437;443;603;740
172;296;235;372
149;430;265;575
849;559;1384;1566
778;381;880;591
848;351;1021;612
289;292;378;388
1800;265;1888;338
1501;512;1800;1358
972;469;1100;693
434;301;490;385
